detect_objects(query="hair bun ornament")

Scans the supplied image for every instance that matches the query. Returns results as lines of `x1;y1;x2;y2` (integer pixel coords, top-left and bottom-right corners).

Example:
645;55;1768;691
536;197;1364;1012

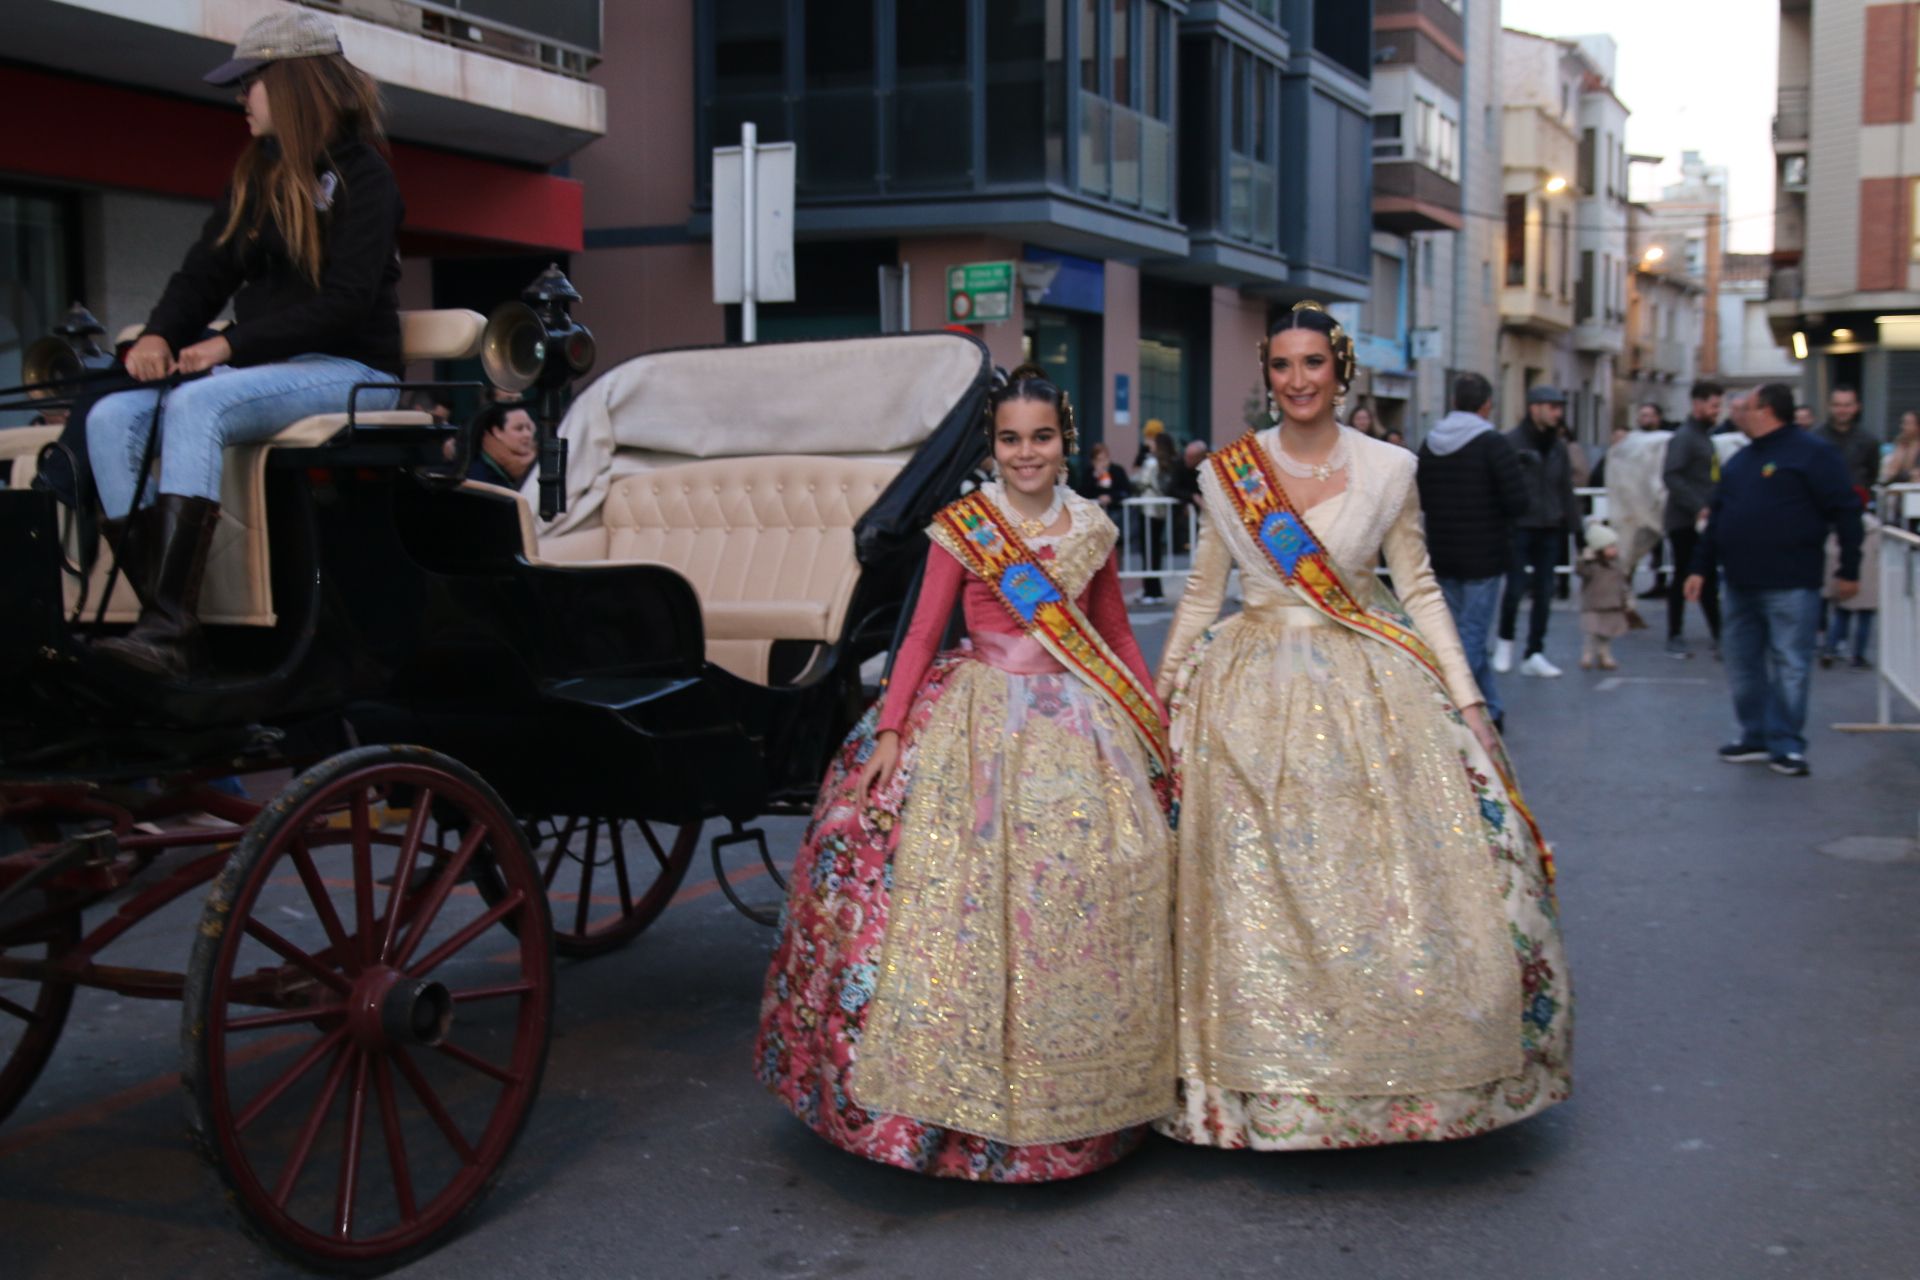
1291;300;1328;315
1007;362;1049;384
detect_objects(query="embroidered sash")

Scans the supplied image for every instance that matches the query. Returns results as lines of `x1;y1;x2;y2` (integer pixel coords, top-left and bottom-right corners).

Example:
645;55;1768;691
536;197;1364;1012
930;492;1176;821
1207;433;1554;882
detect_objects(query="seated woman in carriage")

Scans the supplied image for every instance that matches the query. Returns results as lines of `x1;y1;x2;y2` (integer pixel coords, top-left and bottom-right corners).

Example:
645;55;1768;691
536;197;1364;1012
755;367;1176;1181
85;10;402;679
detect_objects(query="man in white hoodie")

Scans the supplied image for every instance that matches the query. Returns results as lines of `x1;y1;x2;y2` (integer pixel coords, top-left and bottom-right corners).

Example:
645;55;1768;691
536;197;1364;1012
1416;373;1531;729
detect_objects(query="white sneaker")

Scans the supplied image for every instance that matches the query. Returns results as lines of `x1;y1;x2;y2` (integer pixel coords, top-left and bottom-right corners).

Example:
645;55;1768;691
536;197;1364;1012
1520;652;1563;678
1492;639;1514;673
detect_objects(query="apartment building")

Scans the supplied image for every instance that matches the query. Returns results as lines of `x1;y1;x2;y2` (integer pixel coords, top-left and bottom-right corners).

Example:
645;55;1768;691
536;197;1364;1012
1620;202;1705;423
570;0;1379;464
1496;28;1583;427
1769;0;1920;428
0;0;605;412
1567;36;1629;442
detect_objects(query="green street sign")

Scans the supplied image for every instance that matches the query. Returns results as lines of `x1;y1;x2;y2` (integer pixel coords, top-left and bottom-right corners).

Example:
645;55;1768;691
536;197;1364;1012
946;260;1014;324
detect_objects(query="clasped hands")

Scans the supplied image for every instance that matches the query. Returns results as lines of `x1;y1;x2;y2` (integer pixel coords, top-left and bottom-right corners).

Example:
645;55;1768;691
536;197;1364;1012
124;333;233;382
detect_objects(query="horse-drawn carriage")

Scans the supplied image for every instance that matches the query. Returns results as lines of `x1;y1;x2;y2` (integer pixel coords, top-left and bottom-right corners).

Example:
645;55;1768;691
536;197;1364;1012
0;285;992;1271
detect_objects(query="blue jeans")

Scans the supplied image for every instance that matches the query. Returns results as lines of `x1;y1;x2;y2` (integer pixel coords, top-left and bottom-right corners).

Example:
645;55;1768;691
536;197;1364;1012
1825;610;1875;663
1721;585;1821;757
87;355;397;517
1439;574;1504;721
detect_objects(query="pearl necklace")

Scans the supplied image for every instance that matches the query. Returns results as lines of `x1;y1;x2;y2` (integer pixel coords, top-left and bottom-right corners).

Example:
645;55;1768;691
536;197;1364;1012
1272;429;1350;482
992;481;1065;539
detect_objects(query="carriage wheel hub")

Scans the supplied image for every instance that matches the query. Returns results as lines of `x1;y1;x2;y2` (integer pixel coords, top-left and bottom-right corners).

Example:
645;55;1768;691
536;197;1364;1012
348;967;454;1050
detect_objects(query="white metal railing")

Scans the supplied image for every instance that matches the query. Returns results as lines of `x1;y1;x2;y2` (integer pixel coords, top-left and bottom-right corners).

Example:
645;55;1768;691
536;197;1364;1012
1842;487;1920;731
1115;495;1200;595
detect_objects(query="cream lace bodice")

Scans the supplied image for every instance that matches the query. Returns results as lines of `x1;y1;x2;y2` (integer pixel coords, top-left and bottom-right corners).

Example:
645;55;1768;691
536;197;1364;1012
1156;427;1486;710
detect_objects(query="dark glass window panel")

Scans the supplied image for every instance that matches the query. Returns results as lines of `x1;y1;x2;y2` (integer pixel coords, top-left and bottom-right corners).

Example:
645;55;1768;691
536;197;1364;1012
1505;193;1526;286
714;0;786;95
1141;5;1163;119
1230;49;1251;154
1112;0;1131;107
986;0;1061;184
895;83;974;186
1254;62;1272;158
709;95;791;151
1080;0;1100;91
806;0;874;89
801;94;879;190
1311;0;1370;78
898;1;968;81
0;188;76;428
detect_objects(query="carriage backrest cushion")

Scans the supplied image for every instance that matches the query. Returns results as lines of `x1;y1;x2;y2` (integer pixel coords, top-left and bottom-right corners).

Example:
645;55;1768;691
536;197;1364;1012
545;332;986;537
400;309;485;363
597;455;901;681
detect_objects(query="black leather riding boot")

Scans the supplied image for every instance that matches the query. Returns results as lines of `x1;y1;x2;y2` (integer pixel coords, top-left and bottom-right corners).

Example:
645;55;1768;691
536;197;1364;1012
94;495;219;680
97;503;162;609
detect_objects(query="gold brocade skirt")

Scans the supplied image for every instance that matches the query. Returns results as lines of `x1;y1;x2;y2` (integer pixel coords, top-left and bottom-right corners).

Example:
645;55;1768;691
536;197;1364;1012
853;657;1175;1145
1157;605;1572;1148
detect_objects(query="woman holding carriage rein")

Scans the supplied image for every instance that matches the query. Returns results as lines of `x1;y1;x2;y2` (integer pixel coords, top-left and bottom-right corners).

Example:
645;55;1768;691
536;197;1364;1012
84;10;402;679
756;365;1176;1181
1153;302;1572;1151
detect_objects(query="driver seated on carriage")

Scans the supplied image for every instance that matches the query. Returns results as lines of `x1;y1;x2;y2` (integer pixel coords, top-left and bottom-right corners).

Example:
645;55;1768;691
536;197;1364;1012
82;10;402;680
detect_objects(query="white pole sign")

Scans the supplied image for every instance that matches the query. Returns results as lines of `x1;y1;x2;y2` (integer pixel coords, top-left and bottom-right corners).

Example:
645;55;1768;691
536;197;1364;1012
712;127;797;343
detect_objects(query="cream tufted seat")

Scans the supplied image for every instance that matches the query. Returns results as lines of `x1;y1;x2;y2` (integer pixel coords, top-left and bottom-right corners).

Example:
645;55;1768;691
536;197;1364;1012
537;455;901;683
14;309;486;626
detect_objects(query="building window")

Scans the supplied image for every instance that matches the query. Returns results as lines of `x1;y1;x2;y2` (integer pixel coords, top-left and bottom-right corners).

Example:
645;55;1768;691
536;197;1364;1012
1077;1;1174;212
1366;251;1404;340
1578;128;1596;195
1505;194;1526;287
0;187;80;429
987;0;1065;185
1226;47;1279;248
801;0;876;189
1559;212;1571;300
895;5;972;188
1372;113;1404;159
710;0;790;148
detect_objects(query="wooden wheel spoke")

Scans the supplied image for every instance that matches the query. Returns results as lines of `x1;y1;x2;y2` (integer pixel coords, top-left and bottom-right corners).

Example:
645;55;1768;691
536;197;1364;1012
286;837;355;974
447;982;534;1003
541;817;580;890
224;1005;346;1034
573;821;600;937
393;1045;476;1165
639;820;671;870
391;825;489;972
273;1044;357;1209
350;790;377;971
333;1051;371;1240
235;1026;349;1133
378;791;436;964
241;919;353;996
407;891;525;980
0;992;45;1024
372;1056;418;1226
609;822;634;915
434;1039;520;1086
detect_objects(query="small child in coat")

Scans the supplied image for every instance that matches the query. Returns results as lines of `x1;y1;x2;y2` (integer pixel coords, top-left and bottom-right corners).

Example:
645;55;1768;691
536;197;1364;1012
1577;522;1632;670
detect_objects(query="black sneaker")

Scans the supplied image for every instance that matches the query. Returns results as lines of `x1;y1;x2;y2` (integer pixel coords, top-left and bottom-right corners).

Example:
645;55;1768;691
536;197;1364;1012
1718;743;1771;764
1769;753;1810;777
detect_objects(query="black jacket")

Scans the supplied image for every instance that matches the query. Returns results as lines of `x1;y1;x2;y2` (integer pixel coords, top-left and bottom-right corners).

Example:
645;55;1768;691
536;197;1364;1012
1417;427;1532;579
1662;416;1719;533
1693;427;1863;590
1814;421;1881;492
1503;421;1580;531
1072;459;1133;517
145;135;404;377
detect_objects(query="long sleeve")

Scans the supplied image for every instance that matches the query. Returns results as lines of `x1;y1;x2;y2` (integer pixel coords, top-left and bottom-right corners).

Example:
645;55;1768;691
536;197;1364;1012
1156;507;1232;700
1084;551;1163;716
1489;434;1531;520
1382;485;1486;711
1693;487;1723;578
222;150;404;368
1815;449;1866;581
876;544;964;735
144;197;246;353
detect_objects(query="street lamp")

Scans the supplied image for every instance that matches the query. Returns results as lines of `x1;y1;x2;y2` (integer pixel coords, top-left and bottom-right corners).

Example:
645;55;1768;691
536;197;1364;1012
1543;175;1570;195
1642;245;1665;265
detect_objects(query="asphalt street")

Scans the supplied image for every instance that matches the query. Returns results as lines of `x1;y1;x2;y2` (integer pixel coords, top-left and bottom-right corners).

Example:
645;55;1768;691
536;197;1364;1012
2;603;1917;1280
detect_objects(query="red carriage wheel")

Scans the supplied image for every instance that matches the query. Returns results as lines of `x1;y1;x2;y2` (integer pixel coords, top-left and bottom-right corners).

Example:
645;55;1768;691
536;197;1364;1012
0;886;81;1125
182;746;553;1275
512;816;699;958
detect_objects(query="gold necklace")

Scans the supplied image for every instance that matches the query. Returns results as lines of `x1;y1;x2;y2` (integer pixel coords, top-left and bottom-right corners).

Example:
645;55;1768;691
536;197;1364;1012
998;483;1064;539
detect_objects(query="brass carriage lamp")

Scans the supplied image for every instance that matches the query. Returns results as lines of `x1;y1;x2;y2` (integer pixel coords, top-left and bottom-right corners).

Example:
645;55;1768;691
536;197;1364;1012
481;264;596;520
20;302;114;398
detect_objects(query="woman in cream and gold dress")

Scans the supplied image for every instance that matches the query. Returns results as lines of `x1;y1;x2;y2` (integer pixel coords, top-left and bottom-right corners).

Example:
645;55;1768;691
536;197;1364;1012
1155;304;1571;1150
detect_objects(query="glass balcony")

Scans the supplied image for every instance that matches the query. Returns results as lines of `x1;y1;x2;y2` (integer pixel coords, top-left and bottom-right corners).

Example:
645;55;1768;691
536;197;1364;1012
1080;92;1112;198
1141;116;1172;216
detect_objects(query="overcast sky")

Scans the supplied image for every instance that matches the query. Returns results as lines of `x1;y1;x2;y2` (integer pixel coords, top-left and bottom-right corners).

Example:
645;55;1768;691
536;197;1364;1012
1501;0;1779;253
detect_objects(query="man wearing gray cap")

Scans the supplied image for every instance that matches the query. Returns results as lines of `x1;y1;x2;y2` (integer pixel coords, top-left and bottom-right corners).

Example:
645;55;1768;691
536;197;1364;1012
1494;385;1580;677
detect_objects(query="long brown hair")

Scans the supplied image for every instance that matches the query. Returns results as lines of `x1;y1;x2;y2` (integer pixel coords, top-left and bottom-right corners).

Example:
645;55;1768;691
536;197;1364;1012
218;54;387;286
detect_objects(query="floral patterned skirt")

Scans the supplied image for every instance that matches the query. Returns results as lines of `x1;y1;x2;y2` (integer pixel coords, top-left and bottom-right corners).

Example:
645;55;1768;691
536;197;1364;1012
755;654;1173;1182
1156;614;1573;1150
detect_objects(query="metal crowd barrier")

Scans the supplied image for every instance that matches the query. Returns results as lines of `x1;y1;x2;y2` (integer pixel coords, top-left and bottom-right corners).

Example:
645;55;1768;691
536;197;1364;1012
1840;484;1920;732
1114;495;1202;596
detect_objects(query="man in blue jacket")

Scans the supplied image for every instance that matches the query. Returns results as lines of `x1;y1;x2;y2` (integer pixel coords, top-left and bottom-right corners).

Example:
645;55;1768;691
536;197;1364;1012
1684;382;1863;776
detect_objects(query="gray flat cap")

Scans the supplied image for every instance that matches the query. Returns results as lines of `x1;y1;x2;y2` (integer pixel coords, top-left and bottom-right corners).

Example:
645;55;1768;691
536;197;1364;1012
205;10;343;86
1526;385;1568;405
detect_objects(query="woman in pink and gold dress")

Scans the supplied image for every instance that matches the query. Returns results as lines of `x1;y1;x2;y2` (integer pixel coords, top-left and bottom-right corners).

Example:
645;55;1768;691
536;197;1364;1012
756;367;1175;1181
